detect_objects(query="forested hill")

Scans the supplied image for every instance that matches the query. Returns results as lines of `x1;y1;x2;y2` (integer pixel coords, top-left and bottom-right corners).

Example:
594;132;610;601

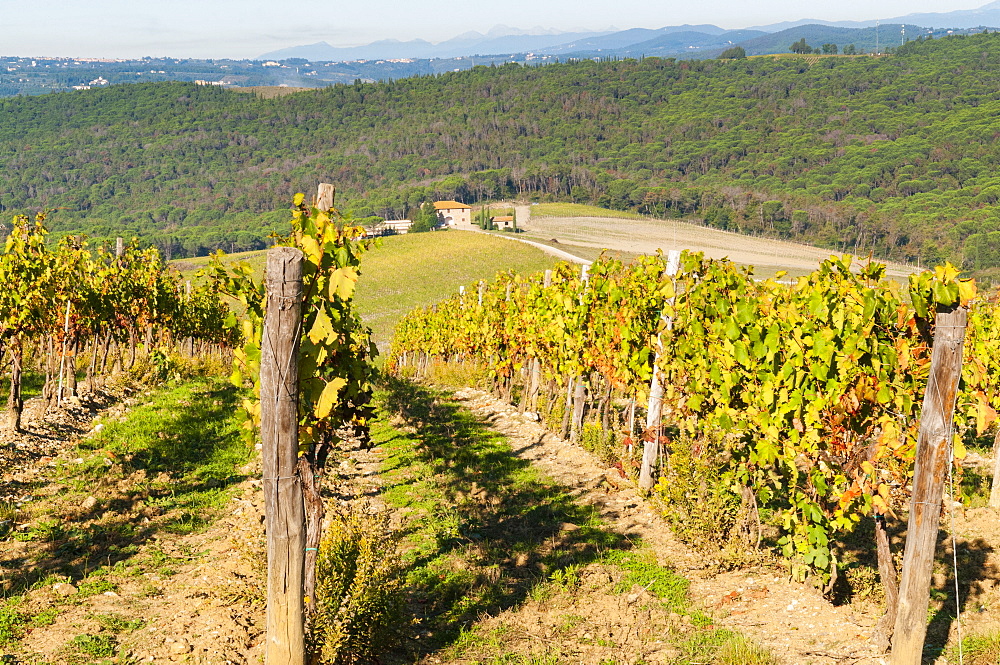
4;33;1000;274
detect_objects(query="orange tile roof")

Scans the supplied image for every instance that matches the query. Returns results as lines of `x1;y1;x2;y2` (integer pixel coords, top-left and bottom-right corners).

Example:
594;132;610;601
434;200;471;209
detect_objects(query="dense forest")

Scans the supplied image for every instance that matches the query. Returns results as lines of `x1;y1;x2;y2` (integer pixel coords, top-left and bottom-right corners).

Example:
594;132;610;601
4;33;1000;274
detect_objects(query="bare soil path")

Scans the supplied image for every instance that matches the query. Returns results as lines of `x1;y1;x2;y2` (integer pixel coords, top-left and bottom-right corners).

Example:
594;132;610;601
445;387;1000;665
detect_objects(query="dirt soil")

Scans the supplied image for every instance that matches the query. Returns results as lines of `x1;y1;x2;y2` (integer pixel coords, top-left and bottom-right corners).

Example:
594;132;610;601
1;388;267;664
438;388;1000;665
5;384;1000;664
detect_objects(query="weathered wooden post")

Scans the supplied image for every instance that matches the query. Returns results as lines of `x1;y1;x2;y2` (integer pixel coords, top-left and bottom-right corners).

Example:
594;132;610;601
115;237;123;258
988;429;1000;509
639;249;681;491
570;264;591;441
890;306;968;665
316;183;335;210
261;247;307;665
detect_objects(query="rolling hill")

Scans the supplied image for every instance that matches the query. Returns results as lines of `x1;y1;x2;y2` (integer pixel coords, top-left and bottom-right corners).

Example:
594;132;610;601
5;33;1000;277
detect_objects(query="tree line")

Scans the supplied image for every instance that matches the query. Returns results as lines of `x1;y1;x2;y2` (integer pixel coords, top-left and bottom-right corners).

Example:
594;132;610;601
3;33;1000;275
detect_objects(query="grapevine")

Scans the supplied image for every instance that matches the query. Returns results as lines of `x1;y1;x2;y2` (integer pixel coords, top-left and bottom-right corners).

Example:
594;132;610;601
390;251;990;582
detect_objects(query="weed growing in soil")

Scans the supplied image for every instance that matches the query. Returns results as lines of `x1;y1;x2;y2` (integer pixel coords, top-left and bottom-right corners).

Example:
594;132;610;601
311;504;405;664
602;549;690;612
63;632;117;661
952;629;1000;665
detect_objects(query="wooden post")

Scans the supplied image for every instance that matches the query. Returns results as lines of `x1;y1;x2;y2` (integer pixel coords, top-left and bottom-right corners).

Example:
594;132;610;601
639;250;681;491
56;300;71;406
316;183;335;210
570;377;586;442
988;428;1000;509
115;237;123;258
890;306;967;665
260;247;307;665
478;281;485;307
543;270;552;288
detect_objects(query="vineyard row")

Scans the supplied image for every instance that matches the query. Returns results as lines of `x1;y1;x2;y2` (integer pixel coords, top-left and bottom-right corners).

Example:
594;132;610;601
389;251;996;583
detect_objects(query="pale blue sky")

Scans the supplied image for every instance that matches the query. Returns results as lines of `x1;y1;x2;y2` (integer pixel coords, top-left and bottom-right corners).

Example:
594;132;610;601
0;0;987;59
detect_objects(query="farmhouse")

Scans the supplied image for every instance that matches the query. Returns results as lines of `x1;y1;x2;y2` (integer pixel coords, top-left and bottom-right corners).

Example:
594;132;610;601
434;201;472;228
490;215;515;230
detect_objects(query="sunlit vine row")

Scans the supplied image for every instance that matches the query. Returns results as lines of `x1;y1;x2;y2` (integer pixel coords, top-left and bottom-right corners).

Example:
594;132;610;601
390;251;993;580
0;213;235;430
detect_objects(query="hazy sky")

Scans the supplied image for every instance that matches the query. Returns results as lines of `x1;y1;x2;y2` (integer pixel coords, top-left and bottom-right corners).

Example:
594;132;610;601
0;0;988;59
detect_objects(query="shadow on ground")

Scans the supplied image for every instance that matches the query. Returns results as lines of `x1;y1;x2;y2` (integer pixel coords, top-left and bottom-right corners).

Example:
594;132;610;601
377;376;635;660
0;379;248;597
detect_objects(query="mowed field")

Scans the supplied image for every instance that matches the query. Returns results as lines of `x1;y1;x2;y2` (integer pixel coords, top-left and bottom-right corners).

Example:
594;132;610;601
172;231;562;353
518;203;918;280
354;232;561;351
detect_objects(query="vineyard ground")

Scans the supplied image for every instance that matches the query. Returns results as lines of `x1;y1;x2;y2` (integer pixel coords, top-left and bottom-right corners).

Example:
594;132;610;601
382;381;1000;665
518;212;919;281
0;376;268;664
5;373;1000;663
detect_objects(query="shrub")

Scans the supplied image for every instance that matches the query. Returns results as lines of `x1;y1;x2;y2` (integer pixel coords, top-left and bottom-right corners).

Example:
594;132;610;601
654;433;740;548
311;504;405;664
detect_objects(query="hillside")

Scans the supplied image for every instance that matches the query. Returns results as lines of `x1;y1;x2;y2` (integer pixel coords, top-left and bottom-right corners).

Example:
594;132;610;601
5;34;1000;274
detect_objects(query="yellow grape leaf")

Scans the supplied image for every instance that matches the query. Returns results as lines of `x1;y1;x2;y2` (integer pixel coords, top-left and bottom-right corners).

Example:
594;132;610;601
293;192;305;206
976;394;997;435
300;234;322;265
308;308;334;345
877;483;891;500
957;278;977;305
871;495;889;513
314;378;348;419
860;461;875;476
953;433;967;461
934;262;960;283
314;211;330;231
329;267;358;301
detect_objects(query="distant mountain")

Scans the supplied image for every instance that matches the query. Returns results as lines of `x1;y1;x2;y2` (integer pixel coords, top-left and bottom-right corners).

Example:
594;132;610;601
259;1;1000;64
259;39;438;62
736;24;926;56
577;29;767;58
750;0;1000;32
540;24;727;54
259;28;614;61
884;0;1000;30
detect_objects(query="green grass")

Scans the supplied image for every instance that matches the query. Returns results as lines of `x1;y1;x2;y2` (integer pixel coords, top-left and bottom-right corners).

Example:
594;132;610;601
529;203;645;219
170;232;561;353
373;376;767;664
170;249;265;283
0;375;248;659
950;630;1000;665
355;232;561;350
0;369;46;401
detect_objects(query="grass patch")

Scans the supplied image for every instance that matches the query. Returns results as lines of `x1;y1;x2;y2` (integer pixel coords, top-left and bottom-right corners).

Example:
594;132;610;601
0;376;248;656
529;203;645;219
376;377;625;657
172;232;561;354
0;369;45;401
355;232;561;351
374;376;770;664
603;548;690;612
63;633;117;662
951;630;1000;665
